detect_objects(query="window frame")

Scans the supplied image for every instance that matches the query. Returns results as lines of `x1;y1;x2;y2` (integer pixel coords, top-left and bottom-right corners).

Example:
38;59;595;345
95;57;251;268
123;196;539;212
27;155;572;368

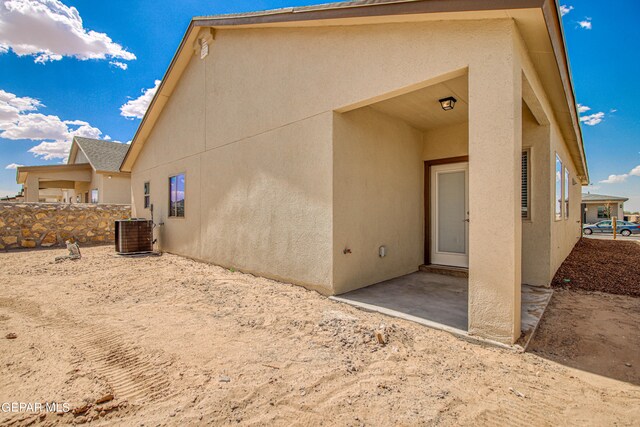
522;148;531;220
555;153;563;221
564;167;570;219
168;173;185;218
90;189;98;204
143;181;150;209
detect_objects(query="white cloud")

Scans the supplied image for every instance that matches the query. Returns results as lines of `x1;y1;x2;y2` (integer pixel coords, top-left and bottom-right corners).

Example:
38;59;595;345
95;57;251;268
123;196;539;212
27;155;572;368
609;108;618;114
5;163;23;169
0;0;135;64
0;89;42;125
580;112;605;126
600;174;628;184
110;60;127;70
560;5;574;16
120;80;160;120
599;165;640;185
0;88;103;160
578;18;592;30
582;184;600;192
104;134;111;140
577;104;591;113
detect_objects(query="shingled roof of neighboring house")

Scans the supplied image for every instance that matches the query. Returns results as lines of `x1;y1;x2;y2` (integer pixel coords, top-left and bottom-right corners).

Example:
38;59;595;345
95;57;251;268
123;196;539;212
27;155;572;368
581;193;629;202
72;137;130;172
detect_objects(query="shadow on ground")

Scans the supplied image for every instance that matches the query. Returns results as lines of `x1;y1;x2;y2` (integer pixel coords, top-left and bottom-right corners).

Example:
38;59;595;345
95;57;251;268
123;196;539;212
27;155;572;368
527;289;640;386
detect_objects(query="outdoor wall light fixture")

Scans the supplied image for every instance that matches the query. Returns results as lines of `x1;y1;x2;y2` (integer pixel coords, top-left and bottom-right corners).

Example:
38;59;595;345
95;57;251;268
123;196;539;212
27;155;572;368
438;96;457;111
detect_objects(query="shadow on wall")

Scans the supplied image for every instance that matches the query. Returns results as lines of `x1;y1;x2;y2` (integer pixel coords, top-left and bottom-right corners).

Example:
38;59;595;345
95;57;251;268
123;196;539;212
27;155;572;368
527;289;640;386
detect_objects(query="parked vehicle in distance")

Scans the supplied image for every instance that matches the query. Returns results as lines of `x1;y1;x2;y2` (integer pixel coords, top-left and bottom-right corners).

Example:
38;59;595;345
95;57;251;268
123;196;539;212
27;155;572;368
583;220;640;236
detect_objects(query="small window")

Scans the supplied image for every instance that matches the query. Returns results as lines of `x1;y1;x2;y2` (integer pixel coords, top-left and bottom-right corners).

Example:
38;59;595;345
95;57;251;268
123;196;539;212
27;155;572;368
564;168;569;219
90;189;98;204
169;174;185;217
555;154;563;220
521;149;530;219
144;182;150;209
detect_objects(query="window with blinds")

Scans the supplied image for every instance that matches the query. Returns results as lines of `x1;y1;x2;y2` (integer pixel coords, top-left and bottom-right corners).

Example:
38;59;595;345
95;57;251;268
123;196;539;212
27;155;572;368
522;150;530;219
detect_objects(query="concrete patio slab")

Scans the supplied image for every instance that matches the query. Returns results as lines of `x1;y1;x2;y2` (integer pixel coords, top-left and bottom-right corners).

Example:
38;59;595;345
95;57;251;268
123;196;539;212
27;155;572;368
330;271;553;351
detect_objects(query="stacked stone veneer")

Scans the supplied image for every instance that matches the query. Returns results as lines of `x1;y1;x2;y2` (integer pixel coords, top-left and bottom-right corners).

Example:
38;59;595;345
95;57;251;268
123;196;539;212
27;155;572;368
0;203;131;250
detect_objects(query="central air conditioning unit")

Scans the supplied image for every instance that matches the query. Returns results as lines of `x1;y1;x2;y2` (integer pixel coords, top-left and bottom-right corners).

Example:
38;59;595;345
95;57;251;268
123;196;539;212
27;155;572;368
115;219;153;254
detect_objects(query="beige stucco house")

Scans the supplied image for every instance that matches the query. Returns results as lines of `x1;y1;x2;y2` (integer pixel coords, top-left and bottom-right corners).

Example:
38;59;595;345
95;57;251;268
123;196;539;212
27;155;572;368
17;137;131;205
581;193;627;224
121;0;588;345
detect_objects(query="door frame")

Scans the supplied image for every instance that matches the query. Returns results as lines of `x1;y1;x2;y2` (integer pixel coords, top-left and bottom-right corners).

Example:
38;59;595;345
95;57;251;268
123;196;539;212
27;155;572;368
424;156;469;265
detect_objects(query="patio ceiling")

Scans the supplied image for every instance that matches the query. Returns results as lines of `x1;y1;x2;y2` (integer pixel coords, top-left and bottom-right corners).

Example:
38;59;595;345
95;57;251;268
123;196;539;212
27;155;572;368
368;74;468;131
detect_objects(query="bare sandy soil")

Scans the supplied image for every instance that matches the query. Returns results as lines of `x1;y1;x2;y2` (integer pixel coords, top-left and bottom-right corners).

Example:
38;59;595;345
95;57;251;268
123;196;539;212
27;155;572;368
0;246;638;426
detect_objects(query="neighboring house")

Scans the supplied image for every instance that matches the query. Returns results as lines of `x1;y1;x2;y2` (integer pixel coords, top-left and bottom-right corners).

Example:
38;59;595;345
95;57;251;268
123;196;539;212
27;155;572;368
581;193;628;224
17;137;131;205
120;0;588;345
625;213;640;223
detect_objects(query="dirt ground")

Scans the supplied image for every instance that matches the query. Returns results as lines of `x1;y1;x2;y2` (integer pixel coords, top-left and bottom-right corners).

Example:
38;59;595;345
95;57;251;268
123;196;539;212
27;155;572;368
0;246;639;426
552;238;640;297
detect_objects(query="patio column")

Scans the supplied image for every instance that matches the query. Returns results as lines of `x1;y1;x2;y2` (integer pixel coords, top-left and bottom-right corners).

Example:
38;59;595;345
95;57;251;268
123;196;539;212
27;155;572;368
468;53;523;344
25;175;39;203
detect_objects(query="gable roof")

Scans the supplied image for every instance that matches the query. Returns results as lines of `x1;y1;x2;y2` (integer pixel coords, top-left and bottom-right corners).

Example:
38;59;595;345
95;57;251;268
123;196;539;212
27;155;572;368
70;137;130;173
120;0;587;184
582;193;629;203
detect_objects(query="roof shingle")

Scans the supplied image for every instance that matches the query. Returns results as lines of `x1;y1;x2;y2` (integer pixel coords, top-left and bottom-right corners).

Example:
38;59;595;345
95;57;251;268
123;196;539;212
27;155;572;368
72;137;129;172
581;193;629;202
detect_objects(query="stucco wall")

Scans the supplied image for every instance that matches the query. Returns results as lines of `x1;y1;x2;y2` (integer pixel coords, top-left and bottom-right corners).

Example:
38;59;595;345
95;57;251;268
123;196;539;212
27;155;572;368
131;54;333;291
514;27;583;287
132;19;519;294
132;19;520;294
0;202;130;250
333;107;424;294
422;122;468;161
102;174;132;205
521;105;551;286
549;124;582;279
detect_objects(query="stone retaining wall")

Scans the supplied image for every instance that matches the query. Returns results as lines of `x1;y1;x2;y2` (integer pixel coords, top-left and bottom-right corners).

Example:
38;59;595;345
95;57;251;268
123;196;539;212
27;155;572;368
0;202;130;250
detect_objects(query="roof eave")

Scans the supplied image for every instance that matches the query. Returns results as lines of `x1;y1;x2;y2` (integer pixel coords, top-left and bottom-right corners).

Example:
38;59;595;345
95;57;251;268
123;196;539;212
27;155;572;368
16;163;93;184
540;0;588;184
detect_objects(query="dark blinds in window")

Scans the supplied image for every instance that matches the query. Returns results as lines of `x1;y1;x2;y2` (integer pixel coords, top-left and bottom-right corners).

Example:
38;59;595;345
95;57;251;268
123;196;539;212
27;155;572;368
522;150;529;219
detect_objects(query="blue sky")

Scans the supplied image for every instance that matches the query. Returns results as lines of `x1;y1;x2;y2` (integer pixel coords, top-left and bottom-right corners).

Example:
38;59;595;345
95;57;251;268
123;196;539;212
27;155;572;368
0;0;639;210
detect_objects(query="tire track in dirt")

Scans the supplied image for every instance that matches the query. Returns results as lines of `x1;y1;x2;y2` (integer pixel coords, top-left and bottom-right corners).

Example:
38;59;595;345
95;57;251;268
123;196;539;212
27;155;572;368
0;296;174;406
67;325;175;405
472;395;567;426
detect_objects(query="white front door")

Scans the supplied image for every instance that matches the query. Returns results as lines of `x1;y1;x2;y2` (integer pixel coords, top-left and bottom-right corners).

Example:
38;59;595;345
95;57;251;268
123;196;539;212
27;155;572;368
430;162;469;268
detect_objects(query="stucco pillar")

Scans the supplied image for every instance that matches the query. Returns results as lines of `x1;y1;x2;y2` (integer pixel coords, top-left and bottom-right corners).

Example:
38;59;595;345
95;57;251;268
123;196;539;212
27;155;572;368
468;49;523;344
25;175;39;203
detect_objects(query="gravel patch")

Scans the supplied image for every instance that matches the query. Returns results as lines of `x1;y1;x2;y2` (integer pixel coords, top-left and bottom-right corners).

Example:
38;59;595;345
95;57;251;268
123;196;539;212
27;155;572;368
552;238;640;297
